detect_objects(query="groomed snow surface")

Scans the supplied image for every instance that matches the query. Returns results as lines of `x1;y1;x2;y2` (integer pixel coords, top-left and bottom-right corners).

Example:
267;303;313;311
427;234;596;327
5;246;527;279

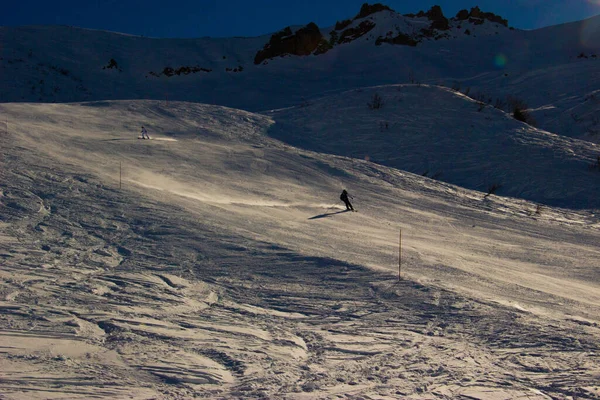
1;86;600;399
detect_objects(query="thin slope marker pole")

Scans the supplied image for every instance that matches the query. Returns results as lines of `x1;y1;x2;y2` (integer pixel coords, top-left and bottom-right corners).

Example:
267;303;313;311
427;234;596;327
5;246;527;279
399;229;402;281
119;161;122;190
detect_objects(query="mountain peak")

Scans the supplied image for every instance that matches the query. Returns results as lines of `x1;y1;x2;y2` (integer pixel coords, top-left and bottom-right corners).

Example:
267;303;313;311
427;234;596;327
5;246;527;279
454;6;509;27
355;3;394;19
252;3;512;64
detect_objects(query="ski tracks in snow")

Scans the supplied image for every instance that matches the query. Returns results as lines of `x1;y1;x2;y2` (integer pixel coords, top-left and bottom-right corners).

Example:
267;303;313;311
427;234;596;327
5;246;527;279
2;144;600;399
2;101;600;399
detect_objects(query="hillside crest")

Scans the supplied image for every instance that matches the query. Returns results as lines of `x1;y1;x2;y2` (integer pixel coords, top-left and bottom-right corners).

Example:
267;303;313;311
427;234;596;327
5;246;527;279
254;3;511;64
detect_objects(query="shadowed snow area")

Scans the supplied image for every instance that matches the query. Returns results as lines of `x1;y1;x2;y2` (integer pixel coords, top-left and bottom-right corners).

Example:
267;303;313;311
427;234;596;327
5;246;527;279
1;98;600;399
3;14;600;144
268;85;600;209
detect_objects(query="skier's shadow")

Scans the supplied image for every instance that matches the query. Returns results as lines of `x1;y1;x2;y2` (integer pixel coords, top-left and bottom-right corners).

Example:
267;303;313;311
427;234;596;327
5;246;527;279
308;210;350;220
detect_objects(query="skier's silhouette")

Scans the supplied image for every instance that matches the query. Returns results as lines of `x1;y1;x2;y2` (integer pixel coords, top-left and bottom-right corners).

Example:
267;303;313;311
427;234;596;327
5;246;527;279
340;189;354;211
140;126;150;139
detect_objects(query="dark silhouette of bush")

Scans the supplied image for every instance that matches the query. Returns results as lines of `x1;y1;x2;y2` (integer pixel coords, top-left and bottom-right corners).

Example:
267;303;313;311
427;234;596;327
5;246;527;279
507;96;535;126
102;58;121;71
367;93;384;109
589;156;600;171
484;183;502;198
494;98;506;110
513;108;528;122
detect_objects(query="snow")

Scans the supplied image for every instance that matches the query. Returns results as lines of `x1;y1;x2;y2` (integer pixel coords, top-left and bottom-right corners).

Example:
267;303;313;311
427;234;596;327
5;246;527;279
2;12;599;141
2;94;600;398
2;7;600;399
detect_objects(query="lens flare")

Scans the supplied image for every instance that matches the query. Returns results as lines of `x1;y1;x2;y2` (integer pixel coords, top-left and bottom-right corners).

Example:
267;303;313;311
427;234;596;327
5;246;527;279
579;13;600;48
494;53;507;68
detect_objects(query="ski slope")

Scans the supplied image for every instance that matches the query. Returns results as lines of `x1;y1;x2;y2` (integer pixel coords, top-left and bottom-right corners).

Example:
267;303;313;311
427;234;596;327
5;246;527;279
267;84;600;209
1;96;600;399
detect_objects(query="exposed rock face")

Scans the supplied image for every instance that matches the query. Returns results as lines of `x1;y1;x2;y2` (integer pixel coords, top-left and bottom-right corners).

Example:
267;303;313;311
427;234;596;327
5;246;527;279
150;65;212;77
456;6;508;27
426;5;449;31
338;20;376;44
252;3;392;64
455;9;470;20
335;19;352;31
102;58;119;70
375;32;417;47
254;23;324;64
314;39;333;55
406;6;450;30
253;3;509;63
470;6;484;18
355;3;393;20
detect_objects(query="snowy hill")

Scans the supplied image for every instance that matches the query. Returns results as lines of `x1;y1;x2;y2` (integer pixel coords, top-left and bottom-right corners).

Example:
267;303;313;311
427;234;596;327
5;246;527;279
2;3;600;398
268;84;600;209
1;5;600;140
1;99;600;398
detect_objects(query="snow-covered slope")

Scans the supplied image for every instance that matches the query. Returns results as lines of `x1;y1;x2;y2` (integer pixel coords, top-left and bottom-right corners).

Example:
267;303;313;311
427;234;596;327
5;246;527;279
1;100;600;398
2;4;600;398
268;84;600;209
449;14;600;143
2;6;599;140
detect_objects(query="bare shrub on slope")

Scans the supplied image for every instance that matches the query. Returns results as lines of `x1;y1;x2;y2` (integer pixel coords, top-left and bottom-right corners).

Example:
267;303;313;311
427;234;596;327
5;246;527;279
507;95;536;126
367;92;384;109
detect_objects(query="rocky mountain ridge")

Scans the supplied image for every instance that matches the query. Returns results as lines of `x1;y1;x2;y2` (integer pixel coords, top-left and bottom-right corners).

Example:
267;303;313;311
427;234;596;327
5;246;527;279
254;3;511;64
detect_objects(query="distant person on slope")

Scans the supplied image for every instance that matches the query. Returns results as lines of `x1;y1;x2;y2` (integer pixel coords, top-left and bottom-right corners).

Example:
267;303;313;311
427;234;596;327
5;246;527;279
340;189;354;211
140;126;150;140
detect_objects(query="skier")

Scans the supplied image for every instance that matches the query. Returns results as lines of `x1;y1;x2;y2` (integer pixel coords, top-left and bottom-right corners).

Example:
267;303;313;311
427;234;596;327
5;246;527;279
140;126;150;140
340;189;354;211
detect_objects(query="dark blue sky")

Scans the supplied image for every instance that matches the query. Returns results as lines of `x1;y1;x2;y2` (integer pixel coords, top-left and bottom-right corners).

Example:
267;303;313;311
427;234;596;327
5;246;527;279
2;1;599;38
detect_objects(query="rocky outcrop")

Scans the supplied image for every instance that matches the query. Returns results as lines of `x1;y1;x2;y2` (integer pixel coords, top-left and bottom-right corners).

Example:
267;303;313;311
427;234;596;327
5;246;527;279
455;6;508;27
354;3;393;20
314;39;333;55
149;65;212;77
335;19;352;31
102;58;121;71
375;32;418;47
425;5;449;31
338;20;376;44
405;6;449;31
252;3;388;64
455;9;470;21
252;3;509;63
254;23;324;64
